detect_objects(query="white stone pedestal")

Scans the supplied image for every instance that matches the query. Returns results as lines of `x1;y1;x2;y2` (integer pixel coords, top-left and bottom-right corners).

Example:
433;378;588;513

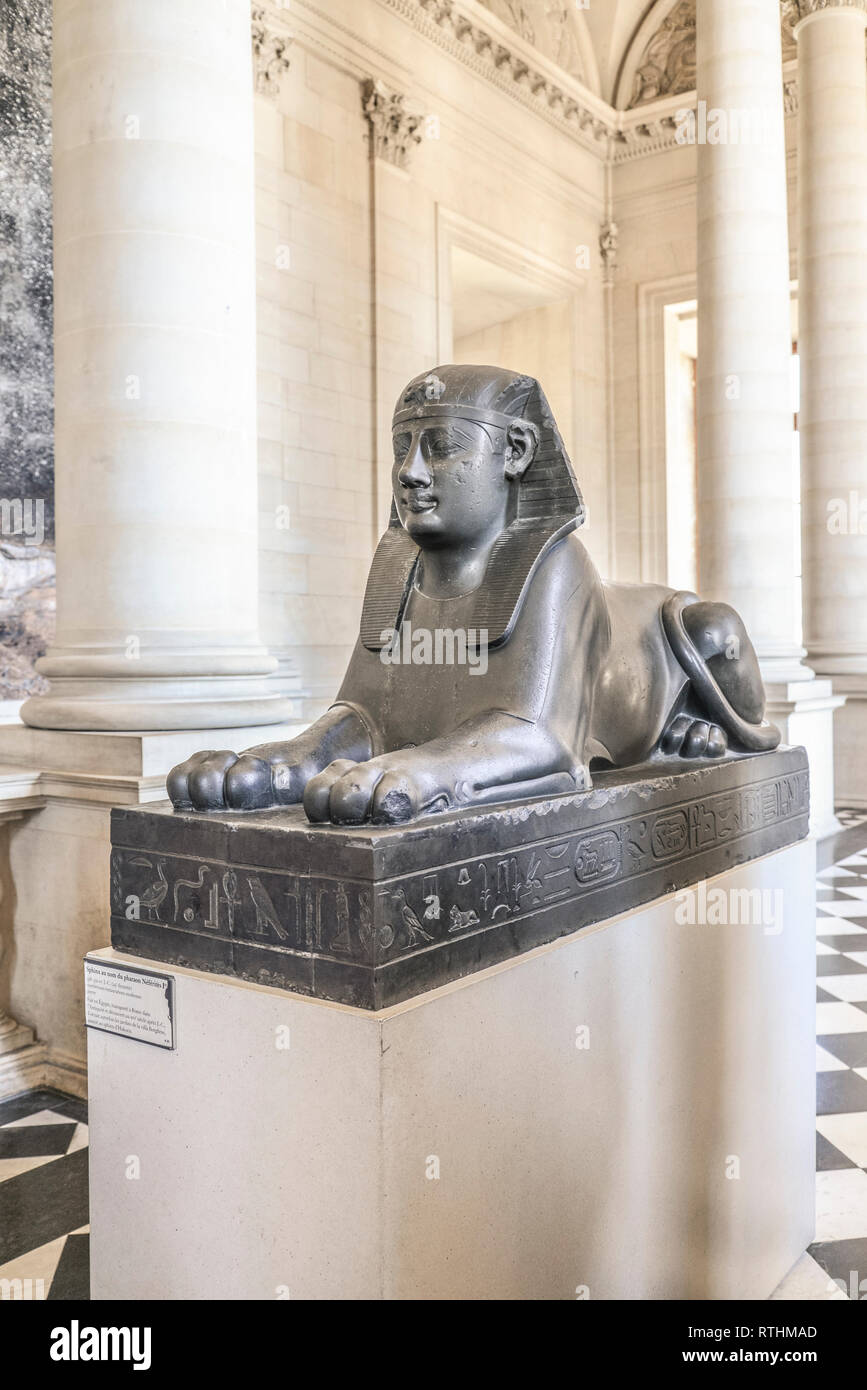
0;722;304;1096
87;839;816;1301
765;679;845;839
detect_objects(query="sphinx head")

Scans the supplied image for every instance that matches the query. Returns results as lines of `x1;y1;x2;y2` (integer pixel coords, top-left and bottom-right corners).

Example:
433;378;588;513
359;365;585;651
392;368;541;549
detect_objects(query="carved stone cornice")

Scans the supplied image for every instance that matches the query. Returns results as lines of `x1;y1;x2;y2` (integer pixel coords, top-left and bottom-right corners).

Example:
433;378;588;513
362;78;423;168
360;0;807;165
612;103;687;163
378;0;612;153
783;0;867;20
251;3;293;99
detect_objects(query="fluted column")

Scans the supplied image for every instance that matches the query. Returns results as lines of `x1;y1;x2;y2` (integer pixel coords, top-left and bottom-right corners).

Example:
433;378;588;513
794;2;867;681
695;0;808;683
21;0;287;730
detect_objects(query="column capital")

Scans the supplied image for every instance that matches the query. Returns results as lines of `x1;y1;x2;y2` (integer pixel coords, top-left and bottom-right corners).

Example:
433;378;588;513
362;78;423;170
251;3;293;100
783;0;867;30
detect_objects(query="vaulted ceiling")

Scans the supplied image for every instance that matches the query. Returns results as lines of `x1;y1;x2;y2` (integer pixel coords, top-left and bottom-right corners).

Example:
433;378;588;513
474;0;797;109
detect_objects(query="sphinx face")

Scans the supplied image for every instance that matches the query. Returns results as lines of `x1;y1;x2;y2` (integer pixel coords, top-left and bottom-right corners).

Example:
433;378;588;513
391;420;511;548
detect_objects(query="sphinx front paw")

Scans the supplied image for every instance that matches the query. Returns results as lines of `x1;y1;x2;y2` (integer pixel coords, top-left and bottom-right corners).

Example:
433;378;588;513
660;715;727;760
303;757;424;825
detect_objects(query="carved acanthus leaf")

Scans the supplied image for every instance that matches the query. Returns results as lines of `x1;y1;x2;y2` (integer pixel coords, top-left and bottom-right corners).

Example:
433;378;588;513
251;3;293;100
362;78;424;169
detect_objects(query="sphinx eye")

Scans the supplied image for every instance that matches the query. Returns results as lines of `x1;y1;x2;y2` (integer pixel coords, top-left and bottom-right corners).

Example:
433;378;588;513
392;432;411;463
423;428;464;460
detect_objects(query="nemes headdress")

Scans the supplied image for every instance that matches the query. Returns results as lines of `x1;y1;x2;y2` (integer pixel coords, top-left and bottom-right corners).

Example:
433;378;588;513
359;365;585;651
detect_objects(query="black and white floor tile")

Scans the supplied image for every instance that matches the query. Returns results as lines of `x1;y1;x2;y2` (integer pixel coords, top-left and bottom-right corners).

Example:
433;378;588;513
833;808;867;832
772;809;867;1300
0;1086;89;1299
4;812;867;1302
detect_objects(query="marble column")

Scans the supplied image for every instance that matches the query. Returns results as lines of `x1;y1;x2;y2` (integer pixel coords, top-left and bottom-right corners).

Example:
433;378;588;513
21;0;287;731
793;0;867;806
695;0;841;834
696;0;804;678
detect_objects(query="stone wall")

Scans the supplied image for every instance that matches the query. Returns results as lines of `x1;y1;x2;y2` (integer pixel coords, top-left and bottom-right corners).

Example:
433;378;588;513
252;0;608;720
0;0;54;701
608;105;798;587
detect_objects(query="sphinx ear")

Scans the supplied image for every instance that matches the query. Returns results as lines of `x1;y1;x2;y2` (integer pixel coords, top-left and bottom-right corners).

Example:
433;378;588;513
504;420;539;481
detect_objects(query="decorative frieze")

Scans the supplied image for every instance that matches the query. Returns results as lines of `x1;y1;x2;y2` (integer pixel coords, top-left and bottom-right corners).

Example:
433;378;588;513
381;0;611;153
251;3;293;99
362;78;423;168
476;0;587;83
365;0;824;164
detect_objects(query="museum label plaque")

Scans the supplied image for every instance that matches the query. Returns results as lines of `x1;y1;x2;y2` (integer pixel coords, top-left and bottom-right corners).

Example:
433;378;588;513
84;959;176;1049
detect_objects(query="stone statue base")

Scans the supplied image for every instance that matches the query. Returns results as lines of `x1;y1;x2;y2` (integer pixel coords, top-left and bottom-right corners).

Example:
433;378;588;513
110;747;808;1009
88;829;816;1299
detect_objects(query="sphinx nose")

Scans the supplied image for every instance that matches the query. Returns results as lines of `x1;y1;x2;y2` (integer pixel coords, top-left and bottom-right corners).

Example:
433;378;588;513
398;442;431;489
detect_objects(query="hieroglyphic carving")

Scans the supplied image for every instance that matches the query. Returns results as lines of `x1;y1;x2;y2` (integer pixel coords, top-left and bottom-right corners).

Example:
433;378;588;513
128;857;168;923
111;766;808;975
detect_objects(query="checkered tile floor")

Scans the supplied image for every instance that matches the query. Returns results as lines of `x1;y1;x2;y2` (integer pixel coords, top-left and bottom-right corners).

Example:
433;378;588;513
772;809;867;1300
0;1087;89;1299
3;810;867;1302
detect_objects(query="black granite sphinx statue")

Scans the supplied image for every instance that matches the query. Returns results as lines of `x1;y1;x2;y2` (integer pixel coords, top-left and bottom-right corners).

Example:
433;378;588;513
168;365;779;825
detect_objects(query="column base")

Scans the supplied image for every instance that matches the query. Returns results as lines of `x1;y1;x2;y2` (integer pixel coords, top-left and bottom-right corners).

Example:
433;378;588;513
764;678;845;839
0;723;307;1078
0;1041;88;1102
827;675;867;809
87;838;816;1300
20;682;294;733
0;1017;35;1056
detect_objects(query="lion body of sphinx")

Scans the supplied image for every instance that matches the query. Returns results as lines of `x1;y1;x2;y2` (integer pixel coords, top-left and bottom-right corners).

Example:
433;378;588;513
167;362;779;820
335;530;768;787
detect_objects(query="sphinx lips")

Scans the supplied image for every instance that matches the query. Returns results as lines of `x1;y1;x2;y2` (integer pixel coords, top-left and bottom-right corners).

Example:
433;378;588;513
406;496;437;513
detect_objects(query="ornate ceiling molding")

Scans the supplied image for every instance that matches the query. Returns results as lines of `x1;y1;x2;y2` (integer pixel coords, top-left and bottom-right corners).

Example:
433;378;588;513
629;0;695;108
362;77;424;167
252;3;293;99
356;0;805;165
379;0;613;154
621;1;799;110
599;219;619;283
475;0;588;85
